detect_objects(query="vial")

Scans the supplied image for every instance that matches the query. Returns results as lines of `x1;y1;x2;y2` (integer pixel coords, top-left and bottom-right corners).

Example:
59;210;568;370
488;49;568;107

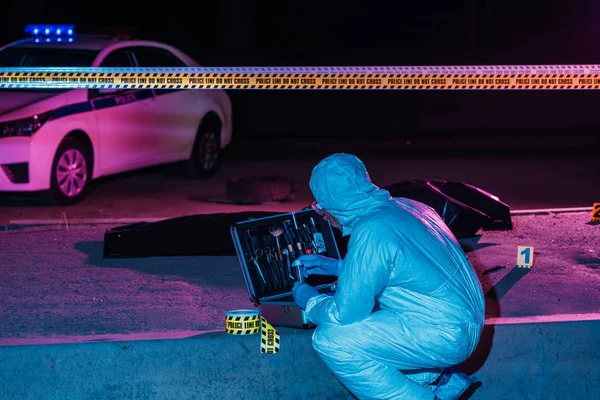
292;259;304;283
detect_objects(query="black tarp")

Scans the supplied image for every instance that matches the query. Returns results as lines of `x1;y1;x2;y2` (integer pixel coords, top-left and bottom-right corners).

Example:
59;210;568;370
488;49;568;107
103;180;512;258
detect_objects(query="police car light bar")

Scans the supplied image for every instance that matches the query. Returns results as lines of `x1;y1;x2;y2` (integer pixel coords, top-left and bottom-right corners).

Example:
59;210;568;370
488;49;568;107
24;24;75;36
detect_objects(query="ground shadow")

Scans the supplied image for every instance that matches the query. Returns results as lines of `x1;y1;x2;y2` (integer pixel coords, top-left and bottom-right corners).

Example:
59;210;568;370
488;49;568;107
0;192;47;207
458;381;483;400
458;265;531;386
485;267;531;304
578;256;600;269
458;235;500;253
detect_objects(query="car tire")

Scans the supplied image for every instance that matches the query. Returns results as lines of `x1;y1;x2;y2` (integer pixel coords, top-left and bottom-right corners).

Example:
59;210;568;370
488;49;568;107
226;175;292;204
189;124;222;178
46;138;93;205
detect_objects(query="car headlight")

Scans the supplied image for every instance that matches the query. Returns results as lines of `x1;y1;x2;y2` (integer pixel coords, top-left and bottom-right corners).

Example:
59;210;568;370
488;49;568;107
0;111;53;138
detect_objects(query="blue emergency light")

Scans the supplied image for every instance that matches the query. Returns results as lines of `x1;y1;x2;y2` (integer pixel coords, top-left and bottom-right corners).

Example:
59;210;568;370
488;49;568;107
24;24;75;37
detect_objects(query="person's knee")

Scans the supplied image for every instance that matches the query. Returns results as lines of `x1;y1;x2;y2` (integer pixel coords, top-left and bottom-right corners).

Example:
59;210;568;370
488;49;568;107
311;323;342;354
441;322;481;366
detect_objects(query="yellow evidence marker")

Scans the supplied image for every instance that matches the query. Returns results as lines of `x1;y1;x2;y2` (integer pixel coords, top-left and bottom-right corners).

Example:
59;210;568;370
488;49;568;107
592;203;600;222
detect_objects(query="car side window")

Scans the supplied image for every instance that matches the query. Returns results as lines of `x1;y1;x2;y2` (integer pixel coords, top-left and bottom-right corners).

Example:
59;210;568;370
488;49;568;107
90;49;136;98
99;49;135;67
132;47;186;67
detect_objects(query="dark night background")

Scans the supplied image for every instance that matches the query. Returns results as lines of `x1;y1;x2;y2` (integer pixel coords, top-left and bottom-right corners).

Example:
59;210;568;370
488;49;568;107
2;0;600;148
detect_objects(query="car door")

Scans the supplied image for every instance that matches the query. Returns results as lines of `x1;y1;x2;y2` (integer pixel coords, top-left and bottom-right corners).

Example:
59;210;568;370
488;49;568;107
131;46;200;163
90;47;158;175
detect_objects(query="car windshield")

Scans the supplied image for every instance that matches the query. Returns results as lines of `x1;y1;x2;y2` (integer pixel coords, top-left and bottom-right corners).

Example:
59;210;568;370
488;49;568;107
0;46;98;93
0;46;98;67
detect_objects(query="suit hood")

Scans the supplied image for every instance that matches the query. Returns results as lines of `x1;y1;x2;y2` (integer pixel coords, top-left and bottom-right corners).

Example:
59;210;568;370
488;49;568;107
309;153;393;236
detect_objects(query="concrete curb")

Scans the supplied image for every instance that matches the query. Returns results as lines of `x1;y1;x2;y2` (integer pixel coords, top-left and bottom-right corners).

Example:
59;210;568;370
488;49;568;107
509;206;593;215
1;318;598;400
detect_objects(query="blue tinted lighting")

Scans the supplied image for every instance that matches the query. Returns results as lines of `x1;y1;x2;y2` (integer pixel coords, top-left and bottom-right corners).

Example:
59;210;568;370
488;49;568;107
24;24;76;37
57;38;62;42
45;38;50;42
68;38;73;42
35;38;40;43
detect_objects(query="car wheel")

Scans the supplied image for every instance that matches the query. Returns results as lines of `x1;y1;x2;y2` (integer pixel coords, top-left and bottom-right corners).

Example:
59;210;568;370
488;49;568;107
47;138;93;205
189;127;221;178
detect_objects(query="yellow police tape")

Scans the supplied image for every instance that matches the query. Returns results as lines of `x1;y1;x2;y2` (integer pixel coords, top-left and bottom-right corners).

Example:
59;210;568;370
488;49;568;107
260;316;280;354
2;71;600;90
225;309;261;335
225;309;280;354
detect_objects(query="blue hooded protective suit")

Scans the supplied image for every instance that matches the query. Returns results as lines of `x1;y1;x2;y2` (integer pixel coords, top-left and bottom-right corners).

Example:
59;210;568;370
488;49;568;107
304;153;485;399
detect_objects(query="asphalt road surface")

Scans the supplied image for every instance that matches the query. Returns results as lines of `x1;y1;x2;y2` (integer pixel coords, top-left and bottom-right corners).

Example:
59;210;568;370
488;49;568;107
0;211;597;343
0;139;598;225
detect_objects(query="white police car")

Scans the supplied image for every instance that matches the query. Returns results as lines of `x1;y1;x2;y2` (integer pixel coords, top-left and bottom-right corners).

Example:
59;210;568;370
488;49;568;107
0;25;233;204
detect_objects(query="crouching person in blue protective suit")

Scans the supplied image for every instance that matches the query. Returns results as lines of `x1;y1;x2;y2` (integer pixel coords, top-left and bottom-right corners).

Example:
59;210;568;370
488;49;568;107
292;153;485;400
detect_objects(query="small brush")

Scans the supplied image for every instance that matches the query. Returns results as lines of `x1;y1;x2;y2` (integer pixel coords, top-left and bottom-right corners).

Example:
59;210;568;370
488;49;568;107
269;224;284;258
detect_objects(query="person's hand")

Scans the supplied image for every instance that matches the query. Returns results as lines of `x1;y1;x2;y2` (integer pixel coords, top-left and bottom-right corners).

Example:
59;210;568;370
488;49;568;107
292;282;320;310
296;254;341;277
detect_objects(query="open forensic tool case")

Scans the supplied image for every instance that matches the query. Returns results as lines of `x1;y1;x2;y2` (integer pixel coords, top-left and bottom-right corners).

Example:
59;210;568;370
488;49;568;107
230;208;340;329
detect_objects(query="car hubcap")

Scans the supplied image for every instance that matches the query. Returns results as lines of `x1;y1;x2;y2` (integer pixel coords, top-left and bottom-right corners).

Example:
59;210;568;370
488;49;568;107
56;149;88;197
199;131;218;171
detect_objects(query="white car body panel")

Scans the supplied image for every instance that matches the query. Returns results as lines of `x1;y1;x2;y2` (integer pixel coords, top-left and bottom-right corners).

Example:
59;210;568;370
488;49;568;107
151;89;233;162
91;88;159;174
0;34;233;194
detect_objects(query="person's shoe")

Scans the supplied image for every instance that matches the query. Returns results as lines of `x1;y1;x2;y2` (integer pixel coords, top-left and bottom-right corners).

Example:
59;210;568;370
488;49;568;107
432;368;475;400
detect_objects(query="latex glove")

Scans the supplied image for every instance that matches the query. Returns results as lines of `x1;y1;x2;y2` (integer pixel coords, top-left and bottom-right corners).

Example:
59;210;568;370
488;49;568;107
296;254;342;277
292;282;320;310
